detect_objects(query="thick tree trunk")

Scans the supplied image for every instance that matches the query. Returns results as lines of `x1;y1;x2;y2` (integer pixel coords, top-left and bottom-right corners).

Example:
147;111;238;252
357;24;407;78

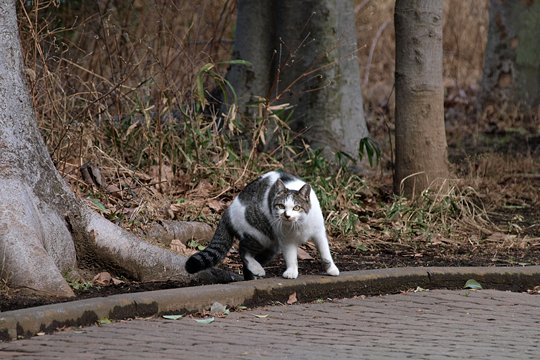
0;0;194;297
276;0;369;160
225;0;275;119
227;0;369;162
481;0;540;109
394;0;449;197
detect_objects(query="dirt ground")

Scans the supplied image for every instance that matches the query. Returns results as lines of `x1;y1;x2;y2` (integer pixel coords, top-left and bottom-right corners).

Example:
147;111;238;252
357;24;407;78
2;129;540;313
1;121;539;314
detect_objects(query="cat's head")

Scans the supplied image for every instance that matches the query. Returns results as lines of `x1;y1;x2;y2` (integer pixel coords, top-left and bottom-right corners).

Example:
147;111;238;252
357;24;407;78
272;180;311;224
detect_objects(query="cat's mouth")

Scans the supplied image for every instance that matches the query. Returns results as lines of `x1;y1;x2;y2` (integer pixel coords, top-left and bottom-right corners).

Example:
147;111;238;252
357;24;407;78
280;215;298;223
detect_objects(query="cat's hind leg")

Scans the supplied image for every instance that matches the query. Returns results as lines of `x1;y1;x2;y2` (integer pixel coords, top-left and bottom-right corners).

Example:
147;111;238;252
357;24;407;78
243;253;266;277
239;243;265;280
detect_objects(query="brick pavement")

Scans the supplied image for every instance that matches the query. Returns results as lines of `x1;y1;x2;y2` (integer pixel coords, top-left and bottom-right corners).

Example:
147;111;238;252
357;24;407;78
1;289;539;359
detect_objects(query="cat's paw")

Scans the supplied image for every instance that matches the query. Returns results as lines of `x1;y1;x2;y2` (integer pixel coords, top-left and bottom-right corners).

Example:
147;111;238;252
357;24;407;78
282;267;299;279
248;263;266;277
325;264;340;276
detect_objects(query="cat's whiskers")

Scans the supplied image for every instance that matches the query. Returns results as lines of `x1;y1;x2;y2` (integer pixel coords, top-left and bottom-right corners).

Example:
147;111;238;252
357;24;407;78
271;216;284;235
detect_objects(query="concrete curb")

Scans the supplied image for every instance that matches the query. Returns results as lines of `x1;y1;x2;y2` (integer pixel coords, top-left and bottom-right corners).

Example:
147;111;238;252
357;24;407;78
2;266;540;341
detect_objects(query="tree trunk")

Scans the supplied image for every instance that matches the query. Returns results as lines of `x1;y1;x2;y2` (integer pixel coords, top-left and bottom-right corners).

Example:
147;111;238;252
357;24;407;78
481;0;540;109
393;0;449;197
226;0;369;162
225;0;275;119
0;0;199;297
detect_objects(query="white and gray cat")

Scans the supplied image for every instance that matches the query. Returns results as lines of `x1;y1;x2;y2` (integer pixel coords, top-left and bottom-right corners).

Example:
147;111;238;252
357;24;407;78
185;170;339;280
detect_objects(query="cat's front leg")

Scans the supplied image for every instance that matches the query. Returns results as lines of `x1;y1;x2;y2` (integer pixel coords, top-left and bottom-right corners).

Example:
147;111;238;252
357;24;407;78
312;232;339;276
281;243;299;279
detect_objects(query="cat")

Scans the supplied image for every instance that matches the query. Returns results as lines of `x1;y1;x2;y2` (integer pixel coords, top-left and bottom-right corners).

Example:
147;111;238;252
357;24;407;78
185;170;339;280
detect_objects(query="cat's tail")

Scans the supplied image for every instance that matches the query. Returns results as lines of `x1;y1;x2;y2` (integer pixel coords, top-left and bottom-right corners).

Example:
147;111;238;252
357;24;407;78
185;210;234;274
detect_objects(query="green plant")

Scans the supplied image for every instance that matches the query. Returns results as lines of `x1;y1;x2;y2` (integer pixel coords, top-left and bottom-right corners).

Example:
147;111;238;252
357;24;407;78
187;240;206;251
64;274;94;291
358;137;381;167
195;60;251;111
385;185;490;241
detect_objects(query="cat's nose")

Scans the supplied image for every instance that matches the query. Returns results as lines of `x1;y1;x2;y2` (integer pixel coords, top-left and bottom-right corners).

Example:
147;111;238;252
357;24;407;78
283;212;291;219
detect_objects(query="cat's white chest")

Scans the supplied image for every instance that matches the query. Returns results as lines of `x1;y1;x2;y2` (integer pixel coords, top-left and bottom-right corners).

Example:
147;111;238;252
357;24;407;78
277;221;311;245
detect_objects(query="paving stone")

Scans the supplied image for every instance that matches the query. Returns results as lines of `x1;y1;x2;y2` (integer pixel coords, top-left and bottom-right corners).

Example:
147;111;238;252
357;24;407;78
1;289;539;359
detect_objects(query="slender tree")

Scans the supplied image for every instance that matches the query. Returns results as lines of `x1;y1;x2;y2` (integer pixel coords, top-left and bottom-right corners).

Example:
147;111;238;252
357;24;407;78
393;0;449;197
226;0;369;161
481;0;540;109
0;0;201;297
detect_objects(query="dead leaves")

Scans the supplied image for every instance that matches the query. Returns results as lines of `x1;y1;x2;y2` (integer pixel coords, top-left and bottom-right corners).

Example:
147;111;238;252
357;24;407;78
297;247;314;260
92;272;124;286
170;239;197;256
169;179;228;220
287;292;298;305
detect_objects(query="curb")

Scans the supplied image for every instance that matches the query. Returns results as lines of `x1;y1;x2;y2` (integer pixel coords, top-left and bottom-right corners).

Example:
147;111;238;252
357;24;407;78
2;266;540;341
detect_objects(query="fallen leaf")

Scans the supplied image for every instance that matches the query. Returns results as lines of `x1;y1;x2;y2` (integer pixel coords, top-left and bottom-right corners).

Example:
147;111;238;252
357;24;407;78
195;317;215;324
287;292;298;305
92;271;124;286
162;314;184;320
170;239;197;256
297;247;313;260
92;272;112;285
88;197;109;214
111;277;124;285
207;199;226;212
210;302;230;316
254;314;269;319
97;318;112;325
188;180;213;198
464;279;483;290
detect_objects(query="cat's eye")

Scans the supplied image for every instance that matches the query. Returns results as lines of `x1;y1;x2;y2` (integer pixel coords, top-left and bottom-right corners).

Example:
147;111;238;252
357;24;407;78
275;204;285;210
293;205;302;212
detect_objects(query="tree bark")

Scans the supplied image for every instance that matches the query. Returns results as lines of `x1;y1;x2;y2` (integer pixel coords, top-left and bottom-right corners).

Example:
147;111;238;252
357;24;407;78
394;0;449;197
0;0;195;297
226;0;369;162
481;0;540;109
225;0;275;119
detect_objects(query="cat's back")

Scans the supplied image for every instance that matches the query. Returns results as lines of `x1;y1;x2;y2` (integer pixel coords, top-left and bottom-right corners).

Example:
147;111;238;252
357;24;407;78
234;170;322;209
236;171;278;204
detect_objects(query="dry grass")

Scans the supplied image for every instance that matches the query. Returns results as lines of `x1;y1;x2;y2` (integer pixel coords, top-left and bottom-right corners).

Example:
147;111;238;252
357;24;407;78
16;0;539;257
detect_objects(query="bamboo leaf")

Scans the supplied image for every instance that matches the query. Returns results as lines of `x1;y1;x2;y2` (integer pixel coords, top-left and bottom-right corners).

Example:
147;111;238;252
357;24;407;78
464;279;483;290
162;314;184;320
195;317;215;324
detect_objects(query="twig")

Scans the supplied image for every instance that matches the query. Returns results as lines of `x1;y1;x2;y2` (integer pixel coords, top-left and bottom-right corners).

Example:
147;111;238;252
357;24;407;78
363;20;390;87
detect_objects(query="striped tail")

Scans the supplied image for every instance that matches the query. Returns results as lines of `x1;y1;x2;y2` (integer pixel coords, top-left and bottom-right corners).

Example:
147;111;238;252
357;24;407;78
185;210;234;274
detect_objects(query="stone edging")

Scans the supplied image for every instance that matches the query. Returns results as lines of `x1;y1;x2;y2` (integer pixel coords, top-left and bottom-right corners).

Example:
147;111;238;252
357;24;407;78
2;266;540;341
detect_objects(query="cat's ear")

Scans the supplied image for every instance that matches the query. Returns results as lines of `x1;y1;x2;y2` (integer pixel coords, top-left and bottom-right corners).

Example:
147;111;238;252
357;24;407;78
275;179;287;194
298;184;311;200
